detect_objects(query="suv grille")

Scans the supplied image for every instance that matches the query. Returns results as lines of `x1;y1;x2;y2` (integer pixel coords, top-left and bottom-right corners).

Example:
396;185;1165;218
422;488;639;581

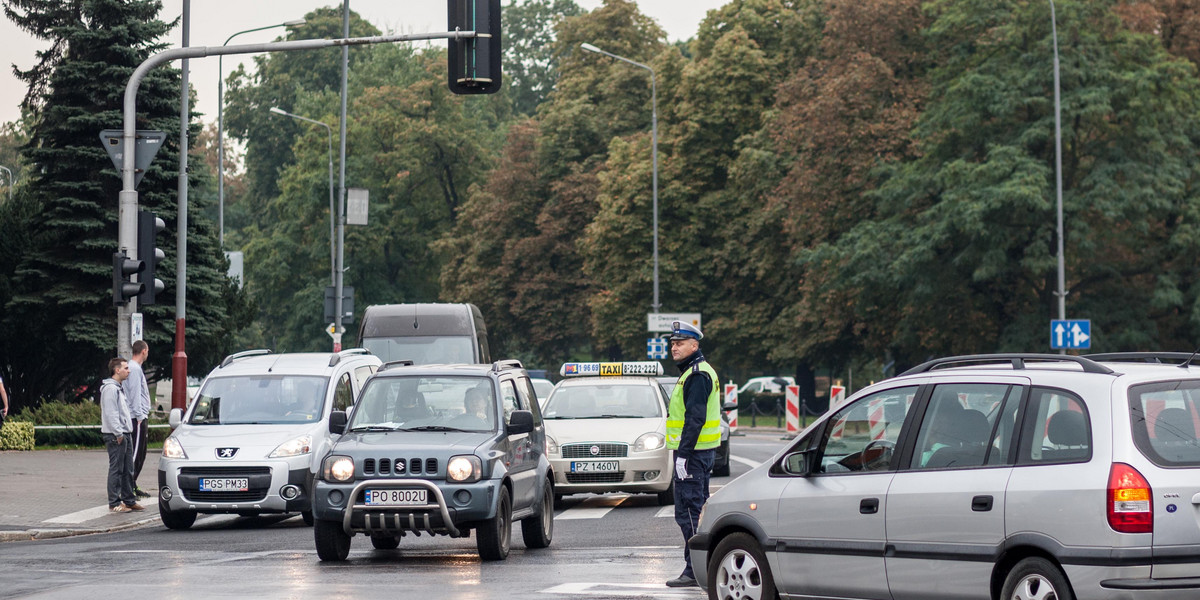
562;443;628;459
364;457;439;477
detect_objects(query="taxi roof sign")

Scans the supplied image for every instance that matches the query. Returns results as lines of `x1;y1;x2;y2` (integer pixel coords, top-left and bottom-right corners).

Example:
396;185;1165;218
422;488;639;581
560;362;663;377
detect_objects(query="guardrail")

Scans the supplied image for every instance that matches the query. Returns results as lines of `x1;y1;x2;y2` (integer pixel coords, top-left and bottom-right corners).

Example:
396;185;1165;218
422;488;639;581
736;393;824;428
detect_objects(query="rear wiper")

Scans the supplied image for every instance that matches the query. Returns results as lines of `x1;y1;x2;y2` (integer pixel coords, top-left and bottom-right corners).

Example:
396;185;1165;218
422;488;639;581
348;425;396;432
399;425;468;432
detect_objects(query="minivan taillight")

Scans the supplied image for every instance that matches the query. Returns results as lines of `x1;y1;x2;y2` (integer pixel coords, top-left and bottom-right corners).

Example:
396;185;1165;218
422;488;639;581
1108;462;1152;533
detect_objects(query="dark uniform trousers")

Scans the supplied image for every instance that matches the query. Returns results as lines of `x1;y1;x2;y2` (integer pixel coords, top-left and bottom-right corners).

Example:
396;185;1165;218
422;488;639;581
674;448;715;579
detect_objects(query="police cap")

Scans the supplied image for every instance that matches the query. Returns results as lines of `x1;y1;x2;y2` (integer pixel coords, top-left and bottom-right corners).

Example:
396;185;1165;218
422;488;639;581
668;321;703;341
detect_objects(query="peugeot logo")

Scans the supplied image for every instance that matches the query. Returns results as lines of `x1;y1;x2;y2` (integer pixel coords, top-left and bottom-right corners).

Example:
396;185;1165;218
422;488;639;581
589;445;600;456
216;447;238;459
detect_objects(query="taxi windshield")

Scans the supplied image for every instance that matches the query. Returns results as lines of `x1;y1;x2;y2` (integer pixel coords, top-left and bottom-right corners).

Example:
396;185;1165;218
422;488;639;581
350;375;496;432
543;382;662;419
189;375;328;425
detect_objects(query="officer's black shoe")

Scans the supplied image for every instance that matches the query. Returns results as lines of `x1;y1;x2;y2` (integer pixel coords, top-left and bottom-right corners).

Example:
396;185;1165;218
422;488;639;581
134;488;151;499
666;576;698;588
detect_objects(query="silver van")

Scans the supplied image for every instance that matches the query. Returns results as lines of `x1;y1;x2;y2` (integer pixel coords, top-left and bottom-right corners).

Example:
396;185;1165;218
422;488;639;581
157;349;381;529
691;353;1200;600
358;303;490;365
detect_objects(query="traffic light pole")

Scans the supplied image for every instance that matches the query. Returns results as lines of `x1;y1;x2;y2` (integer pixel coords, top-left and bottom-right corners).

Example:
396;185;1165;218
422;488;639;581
115;29;480;357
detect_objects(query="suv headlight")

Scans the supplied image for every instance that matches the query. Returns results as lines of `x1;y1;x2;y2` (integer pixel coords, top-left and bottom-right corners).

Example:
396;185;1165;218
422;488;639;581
634;432;665;452
546;435;559;456
162;436;188;459
447;455;482;483
323;455;355;482
269;435;312;458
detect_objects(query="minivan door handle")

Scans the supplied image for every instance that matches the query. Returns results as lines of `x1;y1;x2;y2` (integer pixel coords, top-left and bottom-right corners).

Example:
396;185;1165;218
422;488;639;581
860;498;880;514
972;495;994;512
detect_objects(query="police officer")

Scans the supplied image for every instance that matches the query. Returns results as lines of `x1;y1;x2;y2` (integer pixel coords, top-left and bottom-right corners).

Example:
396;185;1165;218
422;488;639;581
664;320;721;588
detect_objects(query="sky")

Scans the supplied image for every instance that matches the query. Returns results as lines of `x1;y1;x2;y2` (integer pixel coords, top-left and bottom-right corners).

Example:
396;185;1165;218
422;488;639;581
0;1;726;126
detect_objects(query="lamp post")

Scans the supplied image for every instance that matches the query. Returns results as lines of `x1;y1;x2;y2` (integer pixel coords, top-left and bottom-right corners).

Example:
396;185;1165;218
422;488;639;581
581;42;660;313
0;165;12;201
269;107;337;290
1050;0;1066;352
217;18;306;247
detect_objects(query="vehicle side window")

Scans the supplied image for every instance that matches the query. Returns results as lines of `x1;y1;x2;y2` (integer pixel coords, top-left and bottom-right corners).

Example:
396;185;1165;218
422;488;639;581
516;376;542;423
333;372;354;412
1017;387;1090;465
1129;380;1200;467
500;379;519;425
353;365;375;390
815;386;918;474
911;383;1014;470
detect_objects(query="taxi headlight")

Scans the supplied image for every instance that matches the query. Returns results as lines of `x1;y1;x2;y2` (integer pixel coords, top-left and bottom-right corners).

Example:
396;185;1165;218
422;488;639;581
162;436;188;459
324;456;355;482
447;455;482;483
268;435;312;458
634;432;665;452
546;435;559;456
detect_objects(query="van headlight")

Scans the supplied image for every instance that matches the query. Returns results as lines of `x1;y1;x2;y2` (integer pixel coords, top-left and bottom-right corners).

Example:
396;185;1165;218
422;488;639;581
447;455;482;483
269;435;312;458
634;432;665;452
324;455;355;482
162;436;188;459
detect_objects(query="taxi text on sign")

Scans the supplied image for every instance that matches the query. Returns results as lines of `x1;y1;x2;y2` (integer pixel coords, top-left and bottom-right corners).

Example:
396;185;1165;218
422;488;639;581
1050;319;1091;350
647;313;702;333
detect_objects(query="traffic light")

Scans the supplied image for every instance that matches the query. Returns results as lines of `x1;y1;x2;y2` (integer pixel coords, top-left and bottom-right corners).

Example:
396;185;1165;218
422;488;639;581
136;209;166;305
112;251;144;305
447;0;501;95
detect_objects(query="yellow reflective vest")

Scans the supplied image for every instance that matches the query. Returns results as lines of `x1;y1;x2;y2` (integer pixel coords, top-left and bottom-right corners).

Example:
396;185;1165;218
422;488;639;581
666;360;721;451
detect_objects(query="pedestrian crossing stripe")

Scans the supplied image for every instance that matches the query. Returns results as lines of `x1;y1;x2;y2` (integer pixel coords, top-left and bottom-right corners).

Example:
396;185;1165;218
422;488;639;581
540;582;699;597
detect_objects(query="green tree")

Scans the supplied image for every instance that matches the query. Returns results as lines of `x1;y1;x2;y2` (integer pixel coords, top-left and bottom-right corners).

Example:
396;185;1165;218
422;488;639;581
503;0;583;115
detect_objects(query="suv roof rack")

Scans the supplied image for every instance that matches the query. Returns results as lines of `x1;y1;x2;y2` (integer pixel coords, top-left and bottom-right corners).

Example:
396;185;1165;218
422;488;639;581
378;359;415;372
1082;352;1194;364
219;349;271;368
492;359;524;372
900;353;1114;376
329;347;370;367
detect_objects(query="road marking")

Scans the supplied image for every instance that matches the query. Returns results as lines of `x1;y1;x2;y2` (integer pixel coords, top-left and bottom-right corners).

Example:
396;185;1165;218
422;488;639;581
730;455;761;468
43;498;158;524
556;494;629;520
655;506;674;518
540;583;698;597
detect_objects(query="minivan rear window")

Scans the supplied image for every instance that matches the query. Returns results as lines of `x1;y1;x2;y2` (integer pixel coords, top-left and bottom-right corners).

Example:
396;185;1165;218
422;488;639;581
1129;380;1200;467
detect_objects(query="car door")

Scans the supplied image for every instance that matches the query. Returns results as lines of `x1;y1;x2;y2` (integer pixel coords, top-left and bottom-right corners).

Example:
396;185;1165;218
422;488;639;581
499;377;537;509
774;385;919;599
884;379;1025;600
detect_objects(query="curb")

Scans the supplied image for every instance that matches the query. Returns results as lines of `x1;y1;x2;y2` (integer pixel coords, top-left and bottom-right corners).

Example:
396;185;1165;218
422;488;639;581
0;515;160;543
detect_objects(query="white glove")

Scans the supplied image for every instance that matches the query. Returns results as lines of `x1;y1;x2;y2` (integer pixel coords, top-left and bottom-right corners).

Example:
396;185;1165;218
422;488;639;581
675;457;689;480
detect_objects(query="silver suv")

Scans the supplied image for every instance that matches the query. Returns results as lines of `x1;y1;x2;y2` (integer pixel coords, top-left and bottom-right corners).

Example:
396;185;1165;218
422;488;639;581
691;353;1200;600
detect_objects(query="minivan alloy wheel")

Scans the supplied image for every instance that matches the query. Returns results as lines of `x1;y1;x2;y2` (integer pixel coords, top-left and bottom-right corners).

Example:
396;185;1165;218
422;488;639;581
710;532;776;600
1002;557;1073;600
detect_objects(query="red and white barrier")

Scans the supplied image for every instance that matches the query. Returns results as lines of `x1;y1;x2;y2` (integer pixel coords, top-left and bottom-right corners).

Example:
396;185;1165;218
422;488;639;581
868;397;887;440
785;384;800;436
723;383;738;432
830;384;846;407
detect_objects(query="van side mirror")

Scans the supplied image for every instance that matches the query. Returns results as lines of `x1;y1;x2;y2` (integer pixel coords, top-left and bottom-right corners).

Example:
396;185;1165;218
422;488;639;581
781;449;815;476
329;410;347;435
169;408;182;429
507;410;534;435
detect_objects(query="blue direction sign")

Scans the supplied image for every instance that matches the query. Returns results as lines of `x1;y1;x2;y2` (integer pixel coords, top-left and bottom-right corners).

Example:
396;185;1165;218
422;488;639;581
1051;319;1091;350
647;337;667;360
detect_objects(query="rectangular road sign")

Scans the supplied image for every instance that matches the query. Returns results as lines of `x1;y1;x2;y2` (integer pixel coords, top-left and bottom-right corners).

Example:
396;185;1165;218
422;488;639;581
647;312;701;333
1050;319;1091;349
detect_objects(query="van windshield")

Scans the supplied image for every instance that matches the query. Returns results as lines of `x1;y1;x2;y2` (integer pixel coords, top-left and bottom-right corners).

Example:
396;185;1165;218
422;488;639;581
362;336;475;365
189;375;328;425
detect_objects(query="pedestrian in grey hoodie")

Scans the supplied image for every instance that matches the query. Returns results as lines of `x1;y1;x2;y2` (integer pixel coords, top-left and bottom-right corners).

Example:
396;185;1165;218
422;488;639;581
100;357;144;513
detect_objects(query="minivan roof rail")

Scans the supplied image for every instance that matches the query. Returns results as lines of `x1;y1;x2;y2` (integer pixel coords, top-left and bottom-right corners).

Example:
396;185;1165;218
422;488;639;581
219;349;271;368
492;359;524;372
1082;352;1195;365
378;359;415;372
900;353;1114;376
329;347;370;367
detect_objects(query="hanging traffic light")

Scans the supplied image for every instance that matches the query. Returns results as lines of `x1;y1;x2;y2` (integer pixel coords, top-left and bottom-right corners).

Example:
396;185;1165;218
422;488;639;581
112;251;144;306
136;209;166;305
447;0;501;95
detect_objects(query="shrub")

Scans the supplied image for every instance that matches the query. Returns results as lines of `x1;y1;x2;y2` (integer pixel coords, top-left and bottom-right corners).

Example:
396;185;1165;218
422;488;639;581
0;421;36;450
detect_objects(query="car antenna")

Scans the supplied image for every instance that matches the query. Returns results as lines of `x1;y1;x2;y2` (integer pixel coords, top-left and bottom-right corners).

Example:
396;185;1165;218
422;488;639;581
1180;347;1200;369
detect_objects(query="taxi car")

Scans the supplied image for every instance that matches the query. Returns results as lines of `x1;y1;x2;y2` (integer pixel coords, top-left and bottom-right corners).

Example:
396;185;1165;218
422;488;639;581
543;362;674;505
310;359;554;561
157;349;381;530
691;353;1200;600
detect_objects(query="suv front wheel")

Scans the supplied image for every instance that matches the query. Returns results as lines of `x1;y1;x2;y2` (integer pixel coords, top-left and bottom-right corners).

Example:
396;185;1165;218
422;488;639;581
314;518;351;561
521;479;554;549
476;486;512;560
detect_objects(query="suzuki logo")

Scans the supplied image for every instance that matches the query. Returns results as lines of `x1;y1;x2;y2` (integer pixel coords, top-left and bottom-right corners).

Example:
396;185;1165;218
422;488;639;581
589;445;600;456
216;447;238;459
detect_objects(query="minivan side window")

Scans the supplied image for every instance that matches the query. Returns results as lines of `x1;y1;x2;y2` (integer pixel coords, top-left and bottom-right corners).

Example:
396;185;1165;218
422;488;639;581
353;365;375;390
1129;380;1200;467
814;386;918;474
333;373;355;412
911;383;1016;470
1017;387;1090;465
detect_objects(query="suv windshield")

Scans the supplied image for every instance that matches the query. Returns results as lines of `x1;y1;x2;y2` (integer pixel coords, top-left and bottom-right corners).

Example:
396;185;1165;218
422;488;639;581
543;382;662;419
1129;380;1200;466
362;336;475;364
350;375;496;432
190;375;328;425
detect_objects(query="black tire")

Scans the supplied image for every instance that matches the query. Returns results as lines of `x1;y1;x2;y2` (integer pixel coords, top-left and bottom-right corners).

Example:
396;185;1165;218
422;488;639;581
159;504;196;530
709;532;778;600
714;442;732;477
521;480;554;549
301;510;314;526
370;534;400;550
1001;557;1075;600
476;486;512;561
314;518;351;561
553;494;566;510
656;477;675;506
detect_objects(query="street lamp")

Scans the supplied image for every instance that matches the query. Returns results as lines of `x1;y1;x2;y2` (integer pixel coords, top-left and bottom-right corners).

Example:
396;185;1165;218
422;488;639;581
0;165;12;201
581;42;660;313
218;18;306;246
268;107;336;290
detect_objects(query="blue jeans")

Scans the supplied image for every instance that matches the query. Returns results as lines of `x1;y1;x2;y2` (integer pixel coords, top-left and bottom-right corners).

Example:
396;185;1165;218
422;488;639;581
674;448;714;579
103;432;135;507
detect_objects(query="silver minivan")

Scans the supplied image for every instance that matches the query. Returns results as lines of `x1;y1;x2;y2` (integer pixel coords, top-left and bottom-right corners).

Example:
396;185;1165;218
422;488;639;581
691;353;1200;600
157;349;380;529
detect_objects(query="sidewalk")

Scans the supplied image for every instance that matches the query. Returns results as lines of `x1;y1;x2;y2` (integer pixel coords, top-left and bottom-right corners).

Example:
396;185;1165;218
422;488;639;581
0;448;161;542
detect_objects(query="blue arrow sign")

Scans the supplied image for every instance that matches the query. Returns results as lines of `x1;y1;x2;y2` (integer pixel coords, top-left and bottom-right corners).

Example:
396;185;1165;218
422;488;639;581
647;337;667;360
1050;319;1091;349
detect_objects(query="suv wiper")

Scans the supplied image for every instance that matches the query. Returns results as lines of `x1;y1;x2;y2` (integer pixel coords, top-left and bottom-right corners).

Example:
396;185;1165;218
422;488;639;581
399;425;469;432
348;425;396;432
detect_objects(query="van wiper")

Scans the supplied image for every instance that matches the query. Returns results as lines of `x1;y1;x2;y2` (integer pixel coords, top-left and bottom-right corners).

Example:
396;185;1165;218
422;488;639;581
399;425;469;432
576;414;643;419
348;425;396;432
